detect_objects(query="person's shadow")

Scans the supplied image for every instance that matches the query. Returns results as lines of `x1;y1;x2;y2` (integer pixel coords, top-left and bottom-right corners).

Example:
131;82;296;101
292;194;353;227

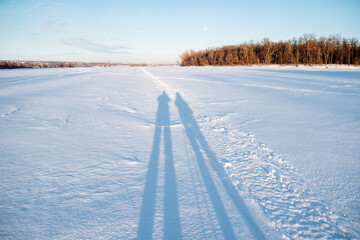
175;93;266;240
136;91;182;240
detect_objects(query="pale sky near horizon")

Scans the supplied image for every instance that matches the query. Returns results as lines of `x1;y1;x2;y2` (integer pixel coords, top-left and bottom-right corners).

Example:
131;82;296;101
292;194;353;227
1;0;359;64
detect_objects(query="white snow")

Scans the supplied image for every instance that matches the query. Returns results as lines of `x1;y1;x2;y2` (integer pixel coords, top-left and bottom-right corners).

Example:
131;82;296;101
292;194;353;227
0;66;359;239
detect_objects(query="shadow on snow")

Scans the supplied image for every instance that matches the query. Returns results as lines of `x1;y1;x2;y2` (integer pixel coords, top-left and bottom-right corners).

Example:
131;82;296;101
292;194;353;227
175;93;266;240
136;91;182;240
137;91;266;240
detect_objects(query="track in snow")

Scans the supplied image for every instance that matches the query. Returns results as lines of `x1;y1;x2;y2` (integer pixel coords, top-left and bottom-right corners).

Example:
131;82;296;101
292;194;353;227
199;115;355;239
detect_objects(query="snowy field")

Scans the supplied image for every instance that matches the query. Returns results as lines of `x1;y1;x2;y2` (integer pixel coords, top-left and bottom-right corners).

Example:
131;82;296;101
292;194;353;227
0;66;359;239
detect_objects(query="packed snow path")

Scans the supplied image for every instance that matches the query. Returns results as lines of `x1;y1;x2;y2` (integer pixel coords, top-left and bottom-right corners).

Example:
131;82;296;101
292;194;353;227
0;66;359;239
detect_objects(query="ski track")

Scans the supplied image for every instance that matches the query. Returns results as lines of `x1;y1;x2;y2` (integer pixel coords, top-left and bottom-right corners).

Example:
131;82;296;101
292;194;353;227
143;68;358;239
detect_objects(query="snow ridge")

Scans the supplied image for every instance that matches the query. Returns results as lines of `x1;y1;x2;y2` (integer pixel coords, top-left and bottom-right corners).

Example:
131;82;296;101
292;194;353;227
198;114;358;239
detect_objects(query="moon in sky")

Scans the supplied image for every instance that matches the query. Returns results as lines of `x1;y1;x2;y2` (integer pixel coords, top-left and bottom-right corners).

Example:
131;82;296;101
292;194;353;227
203;27;207;31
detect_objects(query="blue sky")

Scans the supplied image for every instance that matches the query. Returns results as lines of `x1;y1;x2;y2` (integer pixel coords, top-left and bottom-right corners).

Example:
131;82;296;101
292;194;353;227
1;0;359;64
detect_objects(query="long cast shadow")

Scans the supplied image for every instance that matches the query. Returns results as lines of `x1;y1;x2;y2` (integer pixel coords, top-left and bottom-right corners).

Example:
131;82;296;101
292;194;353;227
136;126;161;239
175;94;236;240
163;126;182;239
175;93;266;240
137;91;182;240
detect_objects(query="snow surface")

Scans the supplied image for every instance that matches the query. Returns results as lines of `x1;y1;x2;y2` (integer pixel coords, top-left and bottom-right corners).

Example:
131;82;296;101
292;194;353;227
0;66;359;239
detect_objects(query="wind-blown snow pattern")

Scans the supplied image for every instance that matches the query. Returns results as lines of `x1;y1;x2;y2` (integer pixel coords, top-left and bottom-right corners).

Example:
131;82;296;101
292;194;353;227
1;66;359;239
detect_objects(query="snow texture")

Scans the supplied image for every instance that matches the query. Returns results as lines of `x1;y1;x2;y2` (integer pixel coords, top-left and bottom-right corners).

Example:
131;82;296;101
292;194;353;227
0;66;359;239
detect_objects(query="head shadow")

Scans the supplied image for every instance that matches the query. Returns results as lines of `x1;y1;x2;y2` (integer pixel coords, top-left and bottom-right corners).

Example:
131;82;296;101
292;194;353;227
156;90;170;127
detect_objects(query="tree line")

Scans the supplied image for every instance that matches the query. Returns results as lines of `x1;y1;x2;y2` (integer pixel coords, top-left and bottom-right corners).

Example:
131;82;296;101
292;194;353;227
180;35;360;66
0;60;120;69
0;60;154;69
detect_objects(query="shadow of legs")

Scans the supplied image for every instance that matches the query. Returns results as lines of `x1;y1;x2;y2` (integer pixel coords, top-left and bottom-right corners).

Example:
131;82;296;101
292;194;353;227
136;126;161;239
137;91;182;239
186;128;237;240
164;126;182;239
176;95;236;239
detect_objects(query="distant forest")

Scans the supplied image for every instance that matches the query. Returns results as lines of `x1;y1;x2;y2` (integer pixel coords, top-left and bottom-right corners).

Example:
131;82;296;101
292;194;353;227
180;35;360;66
0;61;149;69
